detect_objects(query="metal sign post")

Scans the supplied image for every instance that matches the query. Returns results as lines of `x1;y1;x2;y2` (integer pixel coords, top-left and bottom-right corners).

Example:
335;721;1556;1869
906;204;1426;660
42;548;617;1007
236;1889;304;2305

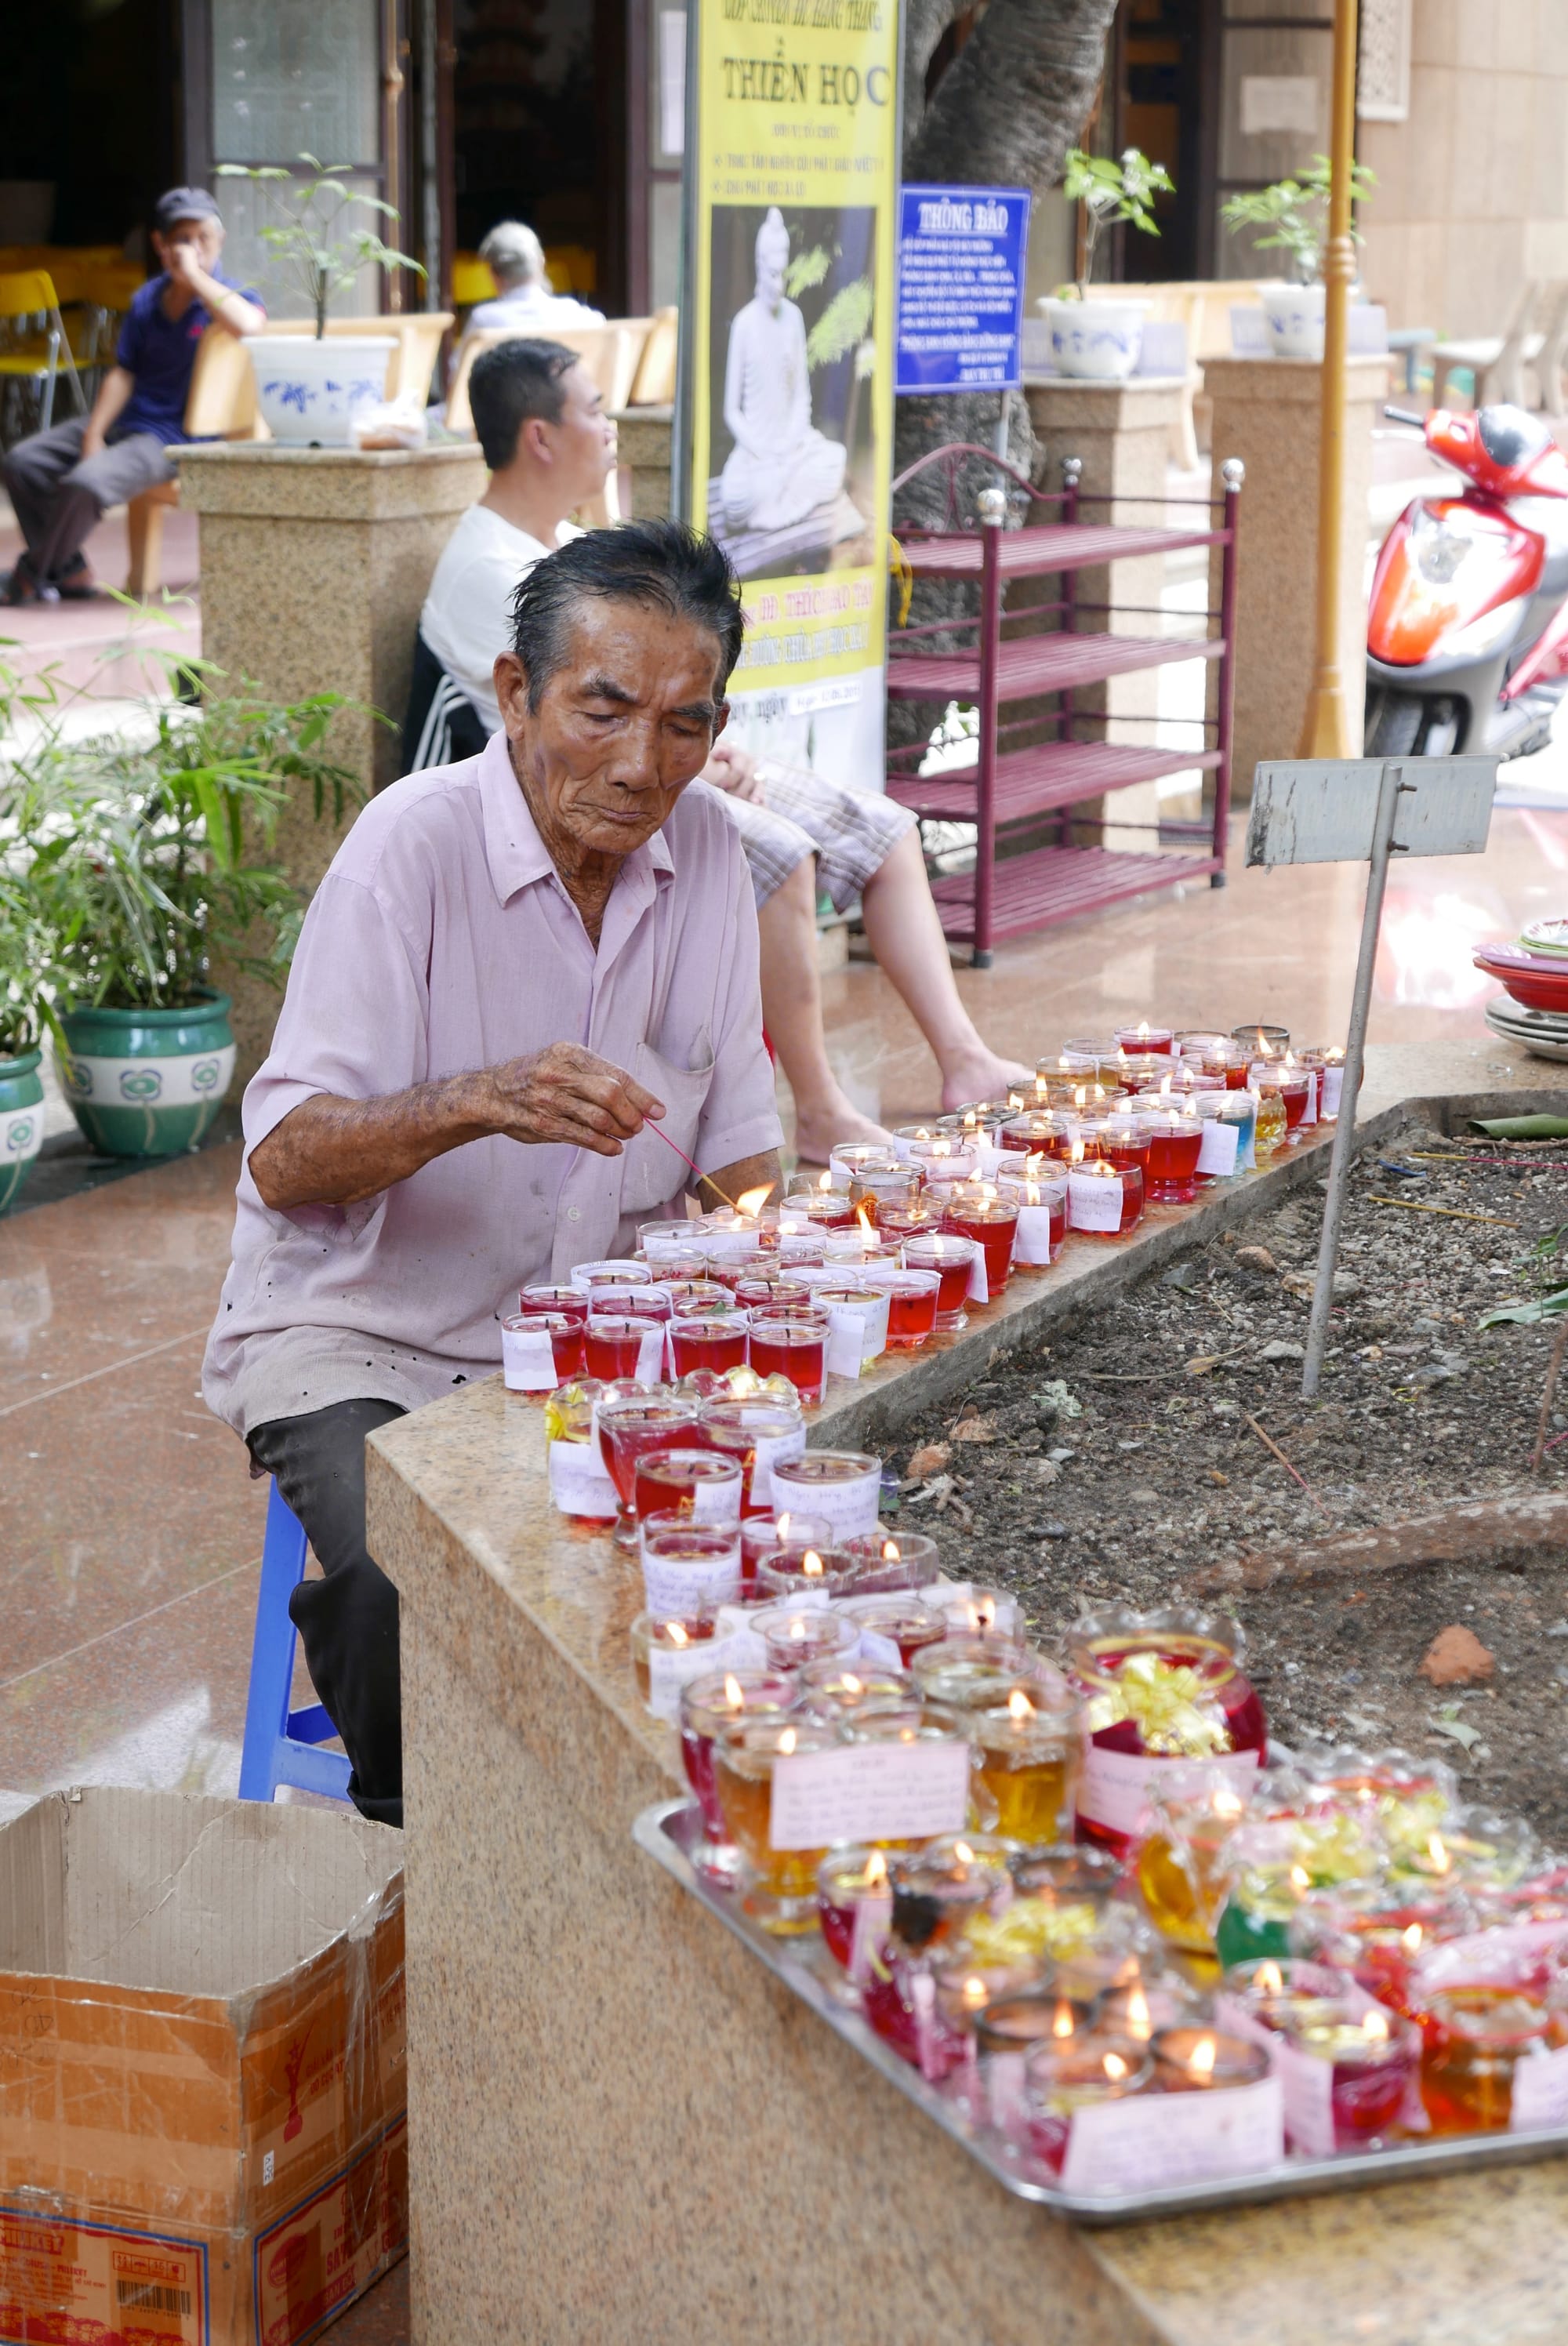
1244;754;1499;1400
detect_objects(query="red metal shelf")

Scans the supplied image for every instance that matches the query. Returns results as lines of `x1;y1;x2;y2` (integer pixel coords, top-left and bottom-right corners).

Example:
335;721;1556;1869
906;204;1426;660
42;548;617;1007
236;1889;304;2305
886;629;1221;703
929;845;1221;946
901;521;1224;579
887;739;1223;825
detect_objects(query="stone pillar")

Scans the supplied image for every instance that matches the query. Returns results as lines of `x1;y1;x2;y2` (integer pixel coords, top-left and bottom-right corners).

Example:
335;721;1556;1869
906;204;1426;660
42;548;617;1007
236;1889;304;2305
612;406;673;521
175;442;487;1080
1022;375;1189;844
1202;353;1389;797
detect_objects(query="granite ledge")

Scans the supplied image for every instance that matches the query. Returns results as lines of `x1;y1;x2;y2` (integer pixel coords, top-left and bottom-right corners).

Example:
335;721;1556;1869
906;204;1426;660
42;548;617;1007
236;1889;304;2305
174;440;487;522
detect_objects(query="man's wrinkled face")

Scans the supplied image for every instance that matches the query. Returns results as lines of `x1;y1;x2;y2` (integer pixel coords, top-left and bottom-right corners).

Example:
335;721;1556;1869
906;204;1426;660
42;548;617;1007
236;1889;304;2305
153;216;225;274
495;597;728;860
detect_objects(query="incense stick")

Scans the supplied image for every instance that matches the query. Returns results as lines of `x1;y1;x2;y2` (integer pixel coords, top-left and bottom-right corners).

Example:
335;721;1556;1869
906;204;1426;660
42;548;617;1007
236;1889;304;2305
642;1117;739;1211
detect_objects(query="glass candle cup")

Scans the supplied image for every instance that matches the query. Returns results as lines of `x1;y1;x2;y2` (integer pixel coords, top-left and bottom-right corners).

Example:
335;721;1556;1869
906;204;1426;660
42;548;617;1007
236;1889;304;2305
737;1509;836;1594
753;1603;859;1673
756;1544;859;1603
714;1714;843;1933
1068;1605;1267;1858
680;1666;799;1884
1233;1023;1290;1054
732;1273;818;1315
590;1280;673;1322
828;1142;902;1191
1114;1053;1176;1094
839;1592;952;1669
840;1529;942;1594
971;1686;1083;1846
501;1310;585;1393
629;1607;720;1715
779;1186;859;1231
996;1166;1068;1267
633;1448;743;1527
574;1259;653;1295
638;1516;743;1615
1135;1104;1206;1206
1022;2036;1152;2173
1419;1986;1568;2135
1190;1088;1254;1183
1066;1152;1142;1240
1248;1080;1288;1163
817;1843;895;1981
1250;1059;1310;1142
746;1313;829;1406
584;1313;663;1384
910;1636;1060;1716
937;1585;1024;1640
1136;1772;1254;1956
701;1397;807;1520
769;1449;883;1538
597;1393;702;1544
1152;2026;1272;2094
668;1313;750;1378
901;1233;978;1331
906;1136;979;1186
874;1197;939;1243
1277;1997;1421;2149
797;1658;916;1723
518;1282;591;1320
1114;1022;1174;1055
939;1185;1019;1298
850;1164;927;1220
998;1109;1080;1164
880;1269;942;1350
1061;1038;1130;1084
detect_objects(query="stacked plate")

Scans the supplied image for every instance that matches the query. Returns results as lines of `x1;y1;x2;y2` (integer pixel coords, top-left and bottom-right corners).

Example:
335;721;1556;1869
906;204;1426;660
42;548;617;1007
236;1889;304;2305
1485;996;1568;1063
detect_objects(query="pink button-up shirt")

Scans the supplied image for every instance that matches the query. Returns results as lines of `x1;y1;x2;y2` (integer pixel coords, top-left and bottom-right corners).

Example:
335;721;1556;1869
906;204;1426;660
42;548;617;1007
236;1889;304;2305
203;733;781;1436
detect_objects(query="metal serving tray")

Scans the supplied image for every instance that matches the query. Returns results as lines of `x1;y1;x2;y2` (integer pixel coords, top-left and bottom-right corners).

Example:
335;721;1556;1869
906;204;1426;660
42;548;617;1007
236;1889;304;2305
633;1796;1568;2227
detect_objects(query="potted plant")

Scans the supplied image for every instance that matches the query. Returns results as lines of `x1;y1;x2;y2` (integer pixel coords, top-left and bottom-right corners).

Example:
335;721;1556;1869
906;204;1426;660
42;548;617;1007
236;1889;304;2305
0;887;48;1211
1221;157;1377;361
215;154;425;446
12;645;358;1160
1043;148;1174;383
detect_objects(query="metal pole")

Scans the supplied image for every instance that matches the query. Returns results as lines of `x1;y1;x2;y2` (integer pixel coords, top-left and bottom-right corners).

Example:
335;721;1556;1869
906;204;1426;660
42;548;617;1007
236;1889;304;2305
973;486;1005;968
1298;0;1359;757
1302;759;1403;1399
1211;457;1244;888
993;393;1011;463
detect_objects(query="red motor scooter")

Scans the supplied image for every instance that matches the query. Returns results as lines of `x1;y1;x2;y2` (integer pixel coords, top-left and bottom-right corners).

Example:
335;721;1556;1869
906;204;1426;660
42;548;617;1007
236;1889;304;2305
1366;403;1568;758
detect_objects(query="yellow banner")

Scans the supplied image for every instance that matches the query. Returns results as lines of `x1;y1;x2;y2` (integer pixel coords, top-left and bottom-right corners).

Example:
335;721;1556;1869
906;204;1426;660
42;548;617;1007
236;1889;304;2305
684;0;900;776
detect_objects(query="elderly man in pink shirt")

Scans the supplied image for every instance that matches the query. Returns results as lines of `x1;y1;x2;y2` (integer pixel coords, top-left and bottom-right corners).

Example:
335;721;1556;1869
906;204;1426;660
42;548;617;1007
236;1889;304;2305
204;519;782;1825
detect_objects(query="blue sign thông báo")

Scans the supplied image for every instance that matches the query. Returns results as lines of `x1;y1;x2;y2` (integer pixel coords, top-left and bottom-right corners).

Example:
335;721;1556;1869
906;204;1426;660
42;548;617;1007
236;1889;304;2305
895;183;1031;395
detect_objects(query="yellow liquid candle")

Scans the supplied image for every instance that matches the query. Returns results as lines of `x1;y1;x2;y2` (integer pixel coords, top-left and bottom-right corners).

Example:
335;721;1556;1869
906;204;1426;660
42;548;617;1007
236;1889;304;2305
1250;1082;1287;1161
1137;1783;1250;1956
972;1690;1080;1845
714;1716;839;1934
1421;1986;1568;2134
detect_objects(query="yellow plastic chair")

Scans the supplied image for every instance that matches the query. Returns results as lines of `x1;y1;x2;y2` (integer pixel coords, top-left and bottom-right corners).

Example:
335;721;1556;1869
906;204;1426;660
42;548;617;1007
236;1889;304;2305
627;307;677;407
451;253;496;310
0;270;86;437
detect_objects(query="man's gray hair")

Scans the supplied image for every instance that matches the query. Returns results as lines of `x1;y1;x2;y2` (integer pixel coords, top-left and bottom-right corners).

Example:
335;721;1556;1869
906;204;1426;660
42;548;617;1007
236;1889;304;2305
509;520;746;711
479;220;549;289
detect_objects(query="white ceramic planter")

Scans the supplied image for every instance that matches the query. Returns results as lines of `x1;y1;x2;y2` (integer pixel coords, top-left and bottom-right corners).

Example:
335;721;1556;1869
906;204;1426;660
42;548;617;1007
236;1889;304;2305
1041;296;1149;384
1261;281;1326;361
245;334;397;447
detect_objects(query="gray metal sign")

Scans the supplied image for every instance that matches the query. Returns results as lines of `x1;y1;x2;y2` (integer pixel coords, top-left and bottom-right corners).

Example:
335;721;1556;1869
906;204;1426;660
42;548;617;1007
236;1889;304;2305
1247;754;1497;868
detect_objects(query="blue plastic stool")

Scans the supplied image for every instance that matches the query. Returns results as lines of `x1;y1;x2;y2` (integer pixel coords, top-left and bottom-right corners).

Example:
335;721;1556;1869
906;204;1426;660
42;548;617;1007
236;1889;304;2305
238;1481;354;1803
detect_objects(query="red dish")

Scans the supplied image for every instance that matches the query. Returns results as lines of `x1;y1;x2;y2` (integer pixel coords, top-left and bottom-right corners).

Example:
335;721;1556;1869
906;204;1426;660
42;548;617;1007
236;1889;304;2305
1473;946;1568;1014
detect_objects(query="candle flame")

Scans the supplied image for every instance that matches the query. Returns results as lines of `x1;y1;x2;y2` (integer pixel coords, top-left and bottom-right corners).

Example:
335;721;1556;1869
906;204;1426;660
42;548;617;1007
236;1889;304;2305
777;1511;794;1538
1363;2009;1389;2041
1069;1138;1084;1165
1007;1091;1025;1111
779;1726;797;1753
932;1138;951;1158
668;1623;689;1648
1402;1923;1425;1952
1053;1999;1077;2039
1137;1020;1149;1040
1103;2051;1128;2082
817;1170;833;1192
962;1974;989;2008
1024;1182;1040;1207
1214;1789;1243;1818
1125;1986;1152;2040
1033;1075;1050;1101
880;1537;900;1560
1256;1962;1284;1995
1257;1033;1274;1059
1290;1865;1311;1892
1190;2035;1217;2077
1427;1832;1451;1875
962;1110;978;1132
802;1549;825;1578
840;1672;862;1696
737;1184;775;1218
866;1850;887;1885
1007;1688;1033;1723
1073;1085;1086;1109
975;1596;997;1629
1283;1051;1297;1070
855;1200;875;1233
953;1840;975;1866
723;1673;744;1706
916;1125;931;1141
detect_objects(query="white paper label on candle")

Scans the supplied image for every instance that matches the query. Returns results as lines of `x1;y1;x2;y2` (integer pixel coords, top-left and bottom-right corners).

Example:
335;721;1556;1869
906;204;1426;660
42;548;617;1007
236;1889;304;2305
828;1158;855;1191
1076;1741;1261;1840
768;1738;971;1850
646;1632;738;1723
855;1627;903;1669
548;1439;619;1519
568;1258;644;1292
826;1307;866;1382
1013;1204;1056;1265
848;1885;893;1982
769;1461;881;1535
971;1139;1003;1178
1068;1168;1123;1233
705;1230;765;1263
1511;2045;1568;2132
1322;1063;1345;1117
1300;1070;1319;1126
641;1546;741;1614
634;1326;666;1382
987;2050;1029;2140
691;1475;741;1526
966;1246;989;1306
1214;1992;1337;2159
1195;1119;1241;1178
748;1422;805;1503
1062;2075;1283;2197
501;1320;557;1392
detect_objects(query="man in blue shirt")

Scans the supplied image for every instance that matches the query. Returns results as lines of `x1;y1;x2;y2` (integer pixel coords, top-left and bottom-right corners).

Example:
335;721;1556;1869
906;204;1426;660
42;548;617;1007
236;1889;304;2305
2;187;263;604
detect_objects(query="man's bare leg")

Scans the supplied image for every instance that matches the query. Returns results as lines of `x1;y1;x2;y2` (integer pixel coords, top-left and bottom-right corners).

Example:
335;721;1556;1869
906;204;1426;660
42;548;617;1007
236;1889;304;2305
757;856;895;1163
858;828;1033;1109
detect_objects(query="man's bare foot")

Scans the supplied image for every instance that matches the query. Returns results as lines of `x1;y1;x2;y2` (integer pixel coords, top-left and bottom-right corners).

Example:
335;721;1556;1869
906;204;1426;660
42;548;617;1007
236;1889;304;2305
791;1099;898;1166
939;1051;1035;1112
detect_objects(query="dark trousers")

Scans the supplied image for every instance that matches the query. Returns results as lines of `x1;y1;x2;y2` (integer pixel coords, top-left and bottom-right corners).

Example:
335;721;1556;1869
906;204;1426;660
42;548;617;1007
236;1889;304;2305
1;416;173;582
247;1397;408;1828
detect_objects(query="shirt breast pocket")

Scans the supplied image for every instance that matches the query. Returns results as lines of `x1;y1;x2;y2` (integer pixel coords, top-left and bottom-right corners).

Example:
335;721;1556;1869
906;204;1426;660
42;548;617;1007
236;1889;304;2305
619;1036;715;1217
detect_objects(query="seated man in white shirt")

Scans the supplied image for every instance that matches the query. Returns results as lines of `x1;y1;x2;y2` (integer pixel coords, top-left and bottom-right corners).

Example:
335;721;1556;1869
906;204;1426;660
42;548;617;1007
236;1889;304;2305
448;220;604;394
412;339;1031;1157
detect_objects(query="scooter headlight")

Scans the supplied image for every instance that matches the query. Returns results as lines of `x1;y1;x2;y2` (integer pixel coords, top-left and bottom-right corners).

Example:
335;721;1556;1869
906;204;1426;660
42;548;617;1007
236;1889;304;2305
1410;503;1475;586
1441;594;1529;659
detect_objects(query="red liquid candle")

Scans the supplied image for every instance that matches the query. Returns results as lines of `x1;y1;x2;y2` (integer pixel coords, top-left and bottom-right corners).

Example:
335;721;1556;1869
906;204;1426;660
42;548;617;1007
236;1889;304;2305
902;1233;978;1330
1285;2002;1421;2148
733;1273;817;1313
633;1447;743;1523
584;1314;662;1381
996;1168;1068;1267
661;1278;734;1313
1069;1611;1266;1857
850;1166;925;1219
840;1592;949;1666
999;1110;1078;1160
518;1283;591;1320
780;1186;859;1231
597;1395;702;1530
1137;1106;1205;1205
578;1262;653;1295
699;1398;806;1523
669;1315;750;1376
738;1509;836;1589
881;1269;941;1350
1184;1035;1252;1088
1113;1022;1174;1055
756;1545;858;1602
817;1844;893;1973
747;1313;828;1405
680;1667;799;1882
592;1282;673;1321
940;1186;1019;1296
875;1197;938;1241
541;1312;586;1379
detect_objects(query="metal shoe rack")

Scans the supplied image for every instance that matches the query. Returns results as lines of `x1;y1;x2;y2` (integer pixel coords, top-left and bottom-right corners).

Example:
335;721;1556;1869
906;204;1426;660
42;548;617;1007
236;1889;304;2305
884;447;1243;967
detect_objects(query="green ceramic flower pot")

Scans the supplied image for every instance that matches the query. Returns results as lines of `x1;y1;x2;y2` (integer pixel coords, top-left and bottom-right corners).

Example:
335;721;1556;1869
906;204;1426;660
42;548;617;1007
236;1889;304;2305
0;1048;45;1210
56;992;235;1159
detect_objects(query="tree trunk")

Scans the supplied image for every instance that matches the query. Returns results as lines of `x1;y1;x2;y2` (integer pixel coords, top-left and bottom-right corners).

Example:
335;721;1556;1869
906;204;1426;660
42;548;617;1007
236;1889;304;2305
893;0;1119;528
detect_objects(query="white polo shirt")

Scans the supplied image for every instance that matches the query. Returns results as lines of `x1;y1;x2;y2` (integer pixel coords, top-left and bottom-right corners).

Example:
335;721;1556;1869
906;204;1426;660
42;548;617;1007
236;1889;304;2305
419;507;583;733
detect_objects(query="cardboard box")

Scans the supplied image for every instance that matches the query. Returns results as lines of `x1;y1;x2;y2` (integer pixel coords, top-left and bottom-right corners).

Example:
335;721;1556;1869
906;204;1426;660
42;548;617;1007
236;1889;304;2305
0;1788;405;2346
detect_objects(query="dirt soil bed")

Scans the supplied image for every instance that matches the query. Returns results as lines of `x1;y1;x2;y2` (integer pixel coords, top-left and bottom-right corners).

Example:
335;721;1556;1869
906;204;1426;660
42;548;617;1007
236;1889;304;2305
891;1117;1568;1841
